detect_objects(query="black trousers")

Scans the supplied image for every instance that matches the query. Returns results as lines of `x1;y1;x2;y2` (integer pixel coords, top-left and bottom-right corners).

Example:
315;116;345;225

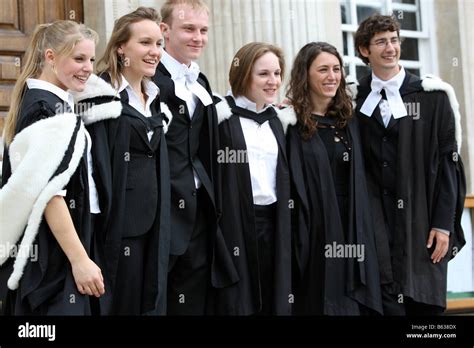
111;229;159;315
167;189;210;315
254;203;276;315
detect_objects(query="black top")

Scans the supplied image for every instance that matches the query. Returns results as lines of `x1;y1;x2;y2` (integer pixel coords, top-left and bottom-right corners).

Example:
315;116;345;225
288;115;383;315
313;114;351;233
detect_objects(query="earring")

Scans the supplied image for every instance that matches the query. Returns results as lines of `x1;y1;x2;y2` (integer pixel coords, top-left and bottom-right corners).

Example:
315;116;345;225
51;63;57;75
119;53;125;65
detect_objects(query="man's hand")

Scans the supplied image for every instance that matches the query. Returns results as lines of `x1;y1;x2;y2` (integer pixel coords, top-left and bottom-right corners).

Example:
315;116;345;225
426;229;449;263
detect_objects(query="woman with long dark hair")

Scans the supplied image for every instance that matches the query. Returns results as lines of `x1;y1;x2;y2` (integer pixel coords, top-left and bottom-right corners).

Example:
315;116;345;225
285;42;383;315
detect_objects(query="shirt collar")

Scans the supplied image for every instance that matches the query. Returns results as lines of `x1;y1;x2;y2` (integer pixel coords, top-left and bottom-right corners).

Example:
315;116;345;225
231;93;272;114
161;50;200;81
26;78;75;112
360;66;408;119
117;74;159;99
371;66;406;90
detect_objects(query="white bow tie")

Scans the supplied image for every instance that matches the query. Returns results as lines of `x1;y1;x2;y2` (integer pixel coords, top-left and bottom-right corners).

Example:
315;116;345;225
360;78;407;119
176;63;212;106
178;64;200;84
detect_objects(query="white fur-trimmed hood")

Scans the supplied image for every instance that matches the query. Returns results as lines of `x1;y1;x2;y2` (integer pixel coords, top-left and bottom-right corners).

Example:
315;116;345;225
70;73;122;125
421;75;462;153
70;73;117;101
213;93;233;125
213;93;297;134
274;106;298;134
0;113;86;289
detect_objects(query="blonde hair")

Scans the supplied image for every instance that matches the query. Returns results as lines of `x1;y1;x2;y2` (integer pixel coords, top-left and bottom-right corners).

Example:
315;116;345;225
4;20;98;145
96;7;161;89
161;0;209;26
229;42;285;98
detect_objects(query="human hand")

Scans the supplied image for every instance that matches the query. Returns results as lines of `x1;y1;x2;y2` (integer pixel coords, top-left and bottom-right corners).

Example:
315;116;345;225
426;229;449;263
71;257;105;297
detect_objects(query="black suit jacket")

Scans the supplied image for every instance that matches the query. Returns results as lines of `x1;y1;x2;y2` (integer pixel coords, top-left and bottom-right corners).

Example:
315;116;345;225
117;99;162;237
153;63;218;253
153;62;239;288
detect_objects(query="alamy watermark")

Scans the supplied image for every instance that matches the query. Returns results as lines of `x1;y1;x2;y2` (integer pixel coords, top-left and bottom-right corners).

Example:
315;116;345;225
324;241;365;262
0;242;38;262
18;322;55;341
217;147;248;164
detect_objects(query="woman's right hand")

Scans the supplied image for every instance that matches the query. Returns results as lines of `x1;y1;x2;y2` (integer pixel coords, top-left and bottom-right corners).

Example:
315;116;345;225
71;257;105;297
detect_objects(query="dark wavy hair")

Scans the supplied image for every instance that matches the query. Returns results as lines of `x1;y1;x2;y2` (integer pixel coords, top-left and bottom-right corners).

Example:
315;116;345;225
286;42;352;140
355;14;401;65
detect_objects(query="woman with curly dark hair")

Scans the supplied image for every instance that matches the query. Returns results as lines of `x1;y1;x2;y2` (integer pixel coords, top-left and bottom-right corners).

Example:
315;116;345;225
284;42;383;315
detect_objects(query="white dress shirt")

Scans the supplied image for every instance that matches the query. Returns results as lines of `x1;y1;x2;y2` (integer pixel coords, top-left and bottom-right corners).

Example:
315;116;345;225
160;50;212;117
234;95;278;205
117;75;160;141
26;78;101;213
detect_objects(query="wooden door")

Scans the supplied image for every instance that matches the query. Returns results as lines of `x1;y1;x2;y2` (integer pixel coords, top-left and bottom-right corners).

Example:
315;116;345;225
0;0;83;148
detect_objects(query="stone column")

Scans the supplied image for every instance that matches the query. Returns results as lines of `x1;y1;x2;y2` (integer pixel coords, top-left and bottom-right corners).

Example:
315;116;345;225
457;0;474;194
201;0;343;99
434;0;473;194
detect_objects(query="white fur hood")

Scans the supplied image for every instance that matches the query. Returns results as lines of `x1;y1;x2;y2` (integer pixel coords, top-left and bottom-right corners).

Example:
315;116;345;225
0;113;86;289
70;73;122;125
213;93;297;134
421;75;462;153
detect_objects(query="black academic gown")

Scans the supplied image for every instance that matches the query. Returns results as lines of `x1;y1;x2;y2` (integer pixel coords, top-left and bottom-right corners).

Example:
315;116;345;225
1;89;93;315
85;74;171;315
211;96;292;315
354;71;466;308
287;111;383;315
153;63;238;292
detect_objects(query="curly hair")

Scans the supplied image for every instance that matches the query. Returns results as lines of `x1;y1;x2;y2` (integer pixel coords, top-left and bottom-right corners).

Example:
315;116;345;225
286;42;352;140
355;14;401;65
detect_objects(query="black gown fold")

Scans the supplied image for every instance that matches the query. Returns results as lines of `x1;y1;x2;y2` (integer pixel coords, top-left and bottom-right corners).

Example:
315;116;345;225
211;96;292;315
288;115;383;315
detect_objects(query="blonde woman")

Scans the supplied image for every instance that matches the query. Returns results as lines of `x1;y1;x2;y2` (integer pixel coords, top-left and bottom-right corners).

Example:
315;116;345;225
0;20;121;315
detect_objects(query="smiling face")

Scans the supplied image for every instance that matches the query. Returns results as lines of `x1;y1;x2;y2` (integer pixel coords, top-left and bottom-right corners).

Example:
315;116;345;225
359;30;401;79
118;19;163;80
160;4;209;65
245;52;282;111
308;51;341;104
47;38;95;92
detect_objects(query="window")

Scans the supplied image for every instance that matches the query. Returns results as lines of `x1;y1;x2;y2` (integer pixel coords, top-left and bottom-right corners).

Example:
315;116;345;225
340;0;436;81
